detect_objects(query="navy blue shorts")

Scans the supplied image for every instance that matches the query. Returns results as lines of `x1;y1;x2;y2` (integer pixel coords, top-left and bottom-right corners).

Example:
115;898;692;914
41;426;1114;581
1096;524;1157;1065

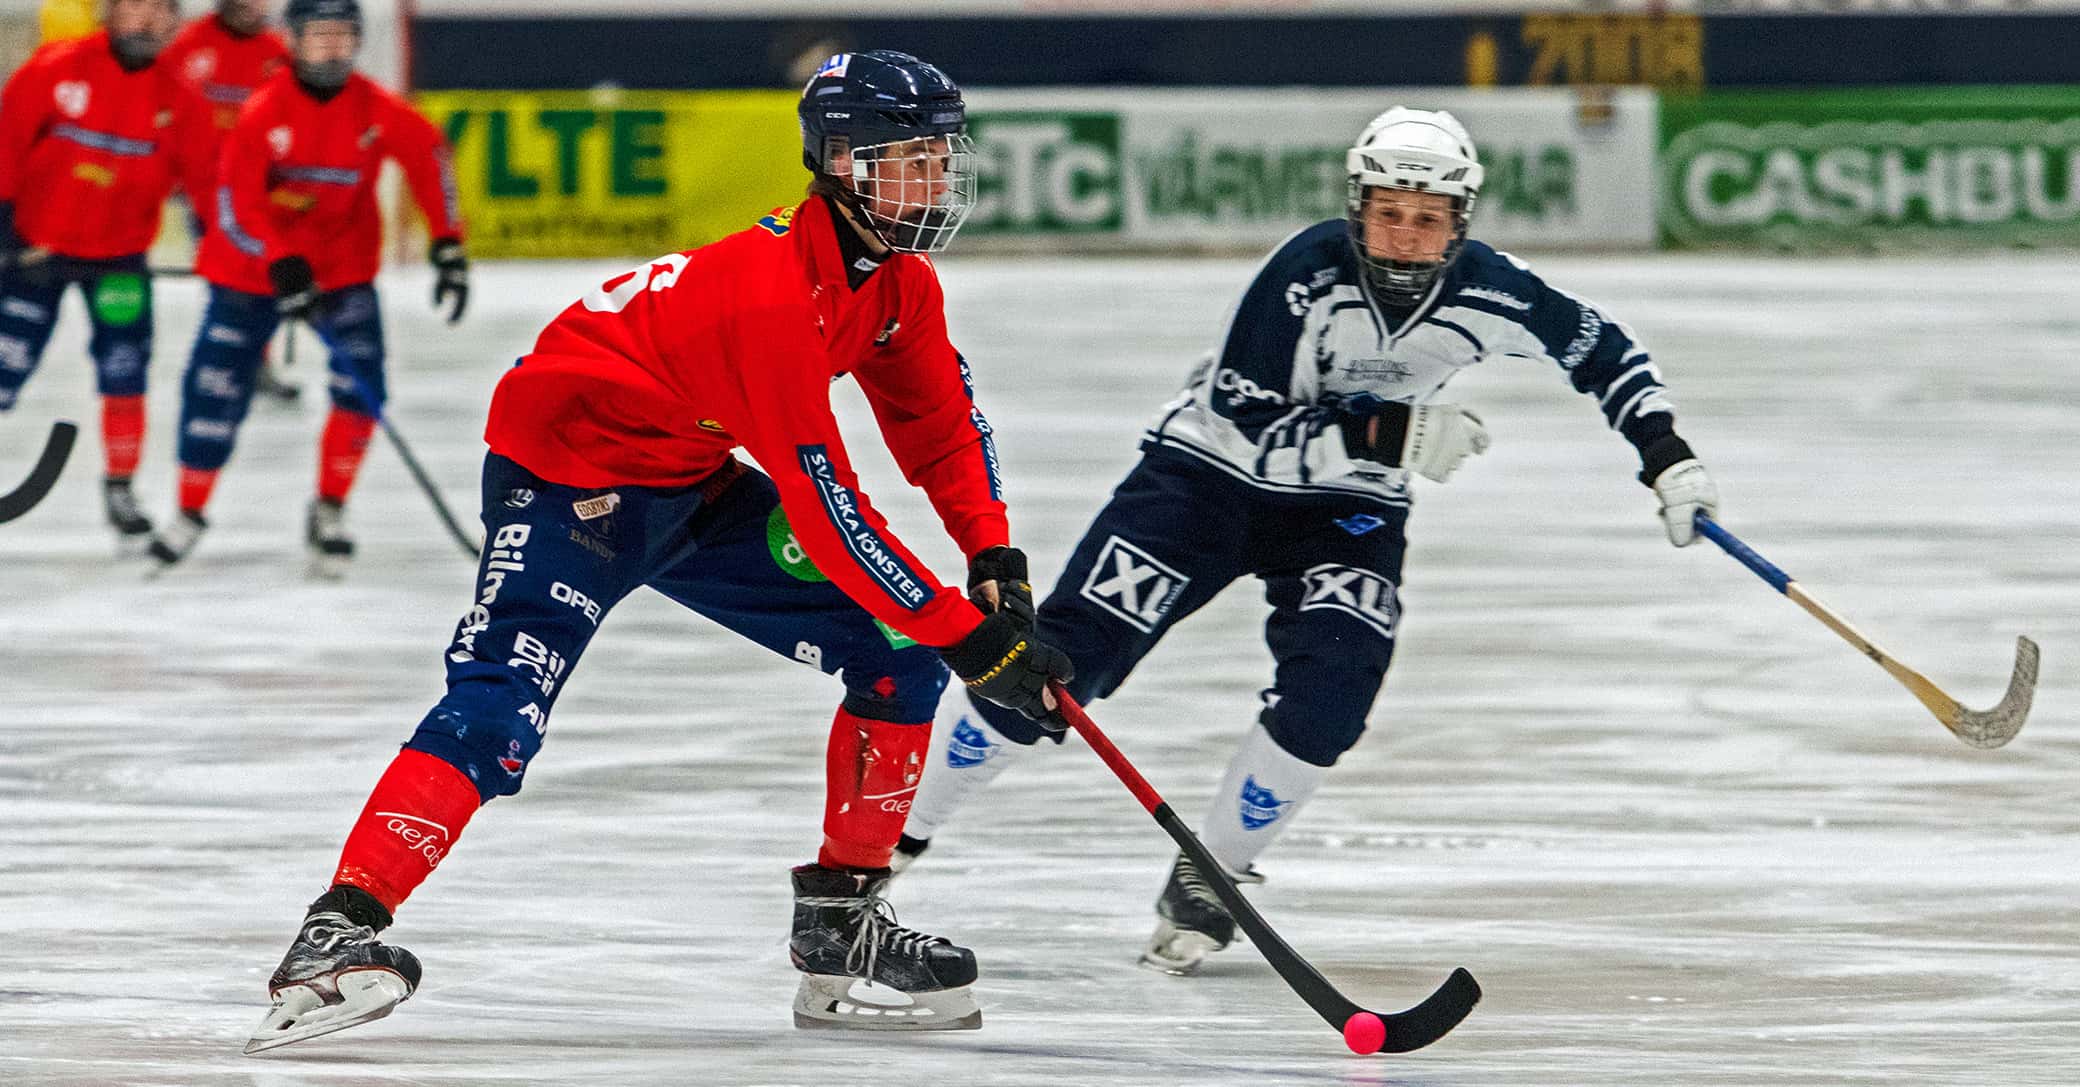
975;449;1408;766
407;453;951;803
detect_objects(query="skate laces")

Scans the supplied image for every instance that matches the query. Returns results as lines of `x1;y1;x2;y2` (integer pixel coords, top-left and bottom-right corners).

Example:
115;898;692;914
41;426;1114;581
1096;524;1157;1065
1175;856;1225;908
298;913;374;956
798;888;946;980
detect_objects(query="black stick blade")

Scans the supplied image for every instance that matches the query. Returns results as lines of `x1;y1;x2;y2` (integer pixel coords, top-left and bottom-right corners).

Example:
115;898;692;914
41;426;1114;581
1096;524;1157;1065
0;420;79;524
1369;965;1481;1054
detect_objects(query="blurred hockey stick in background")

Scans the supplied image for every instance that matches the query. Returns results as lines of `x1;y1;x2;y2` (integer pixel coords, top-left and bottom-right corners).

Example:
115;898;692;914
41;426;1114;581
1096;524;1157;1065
0;420;78;524
287;320;482;560
1695;513;2038;748
1049;684;1481;1055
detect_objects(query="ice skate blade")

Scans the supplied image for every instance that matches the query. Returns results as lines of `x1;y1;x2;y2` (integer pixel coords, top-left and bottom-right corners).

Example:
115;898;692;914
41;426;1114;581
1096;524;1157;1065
1139;919;1224;976
791;974;980;1031
242;969;412;1055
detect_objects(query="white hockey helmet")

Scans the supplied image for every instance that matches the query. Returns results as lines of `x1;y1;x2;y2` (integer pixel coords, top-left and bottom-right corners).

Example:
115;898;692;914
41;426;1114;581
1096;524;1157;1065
1345;108;1484;304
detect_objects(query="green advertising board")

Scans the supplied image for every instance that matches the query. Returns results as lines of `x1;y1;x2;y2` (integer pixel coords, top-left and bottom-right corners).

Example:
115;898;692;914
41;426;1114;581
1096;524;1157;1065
1660;87;2080;249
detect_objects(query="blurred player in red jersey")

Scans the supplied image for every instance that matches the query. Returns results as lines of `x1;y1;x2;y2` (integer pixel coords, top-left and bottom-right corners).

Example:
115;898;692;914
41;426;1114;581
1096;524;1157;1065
242;50;1072;1053
150;0;468;575
162;1;302;405
0;0;215;551
164;1;287;137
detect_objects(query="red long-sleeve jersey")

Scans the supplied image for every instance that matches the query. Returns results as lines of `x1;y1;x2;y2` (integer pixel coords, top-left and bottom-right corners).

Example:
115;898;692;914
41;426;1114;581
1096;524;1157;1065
163;14;288;138
486;197;1008;649
196;71;463;295
0;31;216;259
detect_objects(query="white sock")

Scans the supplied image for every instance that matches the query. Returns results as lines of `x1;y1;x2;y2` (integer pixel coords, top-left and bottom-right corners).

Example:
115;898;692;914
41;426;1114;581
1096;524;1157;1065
1198;722;1327;875
901;697;1030;842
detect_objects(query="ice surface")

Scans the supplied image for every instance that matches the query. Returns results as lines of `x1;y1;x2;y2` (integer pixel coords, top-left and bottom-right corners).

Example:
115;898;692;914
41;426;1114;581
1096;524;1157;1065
3;252;2077;1085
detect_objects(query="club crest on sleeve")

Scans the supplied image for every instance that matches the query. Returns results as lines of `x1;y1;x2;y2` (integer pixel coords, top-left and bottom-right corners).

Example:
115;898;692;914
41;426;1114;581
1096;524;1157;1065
757;206;797;236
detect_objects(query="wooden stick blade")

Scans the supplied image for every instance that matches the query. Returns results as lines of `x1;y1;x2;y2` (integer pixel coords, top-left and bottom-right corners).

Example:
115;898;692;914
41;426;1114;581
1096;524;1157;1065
1943;636;2039;750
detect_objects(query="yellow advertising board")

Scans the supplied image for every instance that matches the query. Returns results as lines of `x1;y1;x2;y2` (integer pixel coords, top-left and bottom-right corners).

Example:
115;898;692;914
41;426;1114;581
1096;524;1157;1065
416;89;804;259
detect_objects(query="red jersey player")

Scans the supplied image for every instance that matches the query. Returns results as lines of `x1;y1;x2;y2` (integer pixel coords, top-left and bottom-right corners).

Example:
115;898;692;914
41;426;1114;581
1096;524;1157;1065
0;0;213;550
243;50;1072;1053
150;0;468;575
163;0;288;138
162;1;300;405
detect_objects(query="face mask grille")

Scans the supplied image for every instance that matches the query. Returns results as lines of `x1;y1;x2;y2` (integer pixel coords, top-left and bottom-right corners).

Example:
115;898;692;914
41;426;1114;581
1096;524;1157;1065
846;133;977;255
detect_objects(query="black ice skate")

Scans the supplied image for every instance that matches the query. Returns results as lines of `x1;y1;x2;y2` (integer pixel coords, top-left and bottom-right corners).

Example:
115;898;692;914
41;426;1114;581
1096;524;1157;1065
789;863;980;1030
102;477;153;554
1140;852;1243;976
306;497;354;579
145;509;206;571
245;886;420;1055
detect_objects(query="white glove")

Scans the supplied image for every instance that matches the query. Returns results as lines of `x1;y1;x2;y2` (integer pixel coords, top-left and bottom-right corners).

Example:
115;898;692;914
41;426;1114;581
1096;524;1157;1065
1400;403;1490;483
1650;459;1719;546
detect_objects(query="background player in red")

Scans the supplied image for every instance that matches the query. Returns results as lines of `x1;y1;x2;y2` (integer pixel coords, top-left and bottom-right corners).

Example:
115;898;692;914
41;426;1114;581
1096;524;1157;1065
162;2;302;404
243;50;1072;1053
0;0;214;552
150;0;468;575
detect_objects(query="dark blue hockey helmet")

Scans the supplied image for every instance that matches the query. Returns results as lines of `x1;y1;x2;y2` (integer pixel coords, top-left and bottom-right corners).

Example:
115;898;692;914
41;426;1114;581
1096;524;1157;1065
285;0;361;32
798;50;977;254
284;0;361;89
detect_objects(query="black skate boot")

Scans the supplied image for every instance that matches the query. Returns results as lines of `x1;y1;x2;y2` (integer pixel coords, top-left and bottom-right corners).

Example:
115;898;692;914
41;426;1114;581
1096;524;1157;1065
102;477;153;554
1140;852;1239;976
306;497;354;579
244;886;421;1055
788;863;980;1030
145;509;207;572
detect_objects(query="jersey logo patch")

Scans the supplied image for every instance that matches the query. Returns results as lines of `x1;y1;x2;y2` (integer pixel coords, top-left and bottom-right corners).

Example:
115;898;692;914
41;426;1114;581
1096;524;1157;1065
53;81;89;117
1080;536;1189;634
1238;776;1292;830
757;206;796;236
946;718;994;768
1298;563;1398;639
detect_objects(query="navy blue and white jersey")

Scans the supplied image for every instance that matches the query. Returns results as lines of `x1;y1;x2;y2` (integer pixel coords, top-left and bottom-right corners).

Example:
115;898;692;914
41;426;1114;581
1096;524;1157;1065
1143;220;1677;506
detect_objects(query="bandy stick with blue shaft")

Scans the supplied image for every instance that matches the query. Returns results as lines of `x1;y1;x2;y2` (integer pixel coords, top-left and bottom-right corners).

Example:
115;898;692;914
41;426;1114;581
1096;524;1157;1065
1693;512;2039;749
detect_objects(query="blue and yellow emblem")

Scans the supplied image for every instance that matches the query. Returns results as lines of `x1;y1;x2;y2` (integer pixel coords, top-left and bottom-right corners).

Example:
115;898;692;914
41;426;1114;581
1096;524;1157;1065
756;206;796;237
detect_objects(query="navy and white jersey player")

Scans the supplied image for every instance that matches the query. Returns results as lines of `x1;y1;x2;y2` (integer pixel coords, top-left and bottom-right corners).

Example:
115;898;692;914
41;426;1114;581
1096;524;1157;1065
893;107;1722;973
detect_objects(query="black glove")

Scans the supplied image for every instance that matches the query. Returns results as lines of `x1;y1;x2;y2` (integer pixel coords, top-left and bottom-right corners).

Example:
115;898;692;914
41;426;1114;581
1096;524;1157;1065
268;255;317;320
940;609;1074;730
430;238;468;324
967;545;1034;627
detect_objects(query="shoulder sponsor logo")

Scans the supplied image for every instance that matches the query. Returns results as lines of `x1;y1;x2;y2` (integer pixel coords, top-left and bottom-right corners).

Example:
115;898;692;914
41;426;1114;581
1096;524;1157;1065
1238;775;1291;830
184;49;217;81
697;418;727;432
1298;563;1398;639
1080;536;1190;633
267;125;292;157
1459;285;1531;311
1283;266;1340;316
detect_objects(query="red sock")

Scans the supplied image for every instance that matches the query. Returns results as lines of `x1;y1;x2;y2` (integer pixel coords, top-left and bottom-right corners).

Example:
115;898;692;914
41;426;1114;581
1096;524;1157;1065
819;709;930;870
101;394;145;478
317;408;377;504
177;466;219;515
331;749;482;914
